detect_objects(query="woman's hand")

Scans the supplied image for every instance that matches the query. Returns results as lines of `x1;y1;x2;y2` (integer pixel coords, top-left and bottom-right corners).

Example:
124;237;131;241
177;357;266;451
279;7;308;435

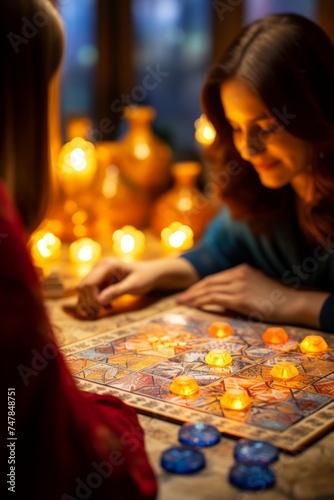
75;256;199;319
177;263;325;326
76;258;158;319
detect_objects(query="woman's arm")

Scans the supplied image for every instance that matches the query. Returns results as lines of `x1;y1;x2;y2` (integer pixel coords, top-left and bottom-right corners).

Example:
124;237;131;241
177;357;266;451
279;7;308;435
177;263;331;330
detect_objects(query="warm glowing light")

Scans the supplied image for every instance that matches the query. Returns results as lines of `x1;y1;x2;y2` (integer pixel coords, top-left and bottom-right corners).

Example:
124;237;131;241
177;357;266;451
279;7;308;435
69;148;87;171
208;322;234;338
58;137;97;195
194;114;216;145
299;335;328;353
134;143;150;159
73;225;87;238
205;349;232;367
112;225;145;260
262;327;288;345
270;361;299;380
220;388;251;410
169;375;199;396
71;210;88;225
161;221;194;252
30;230;61;261
177;196;193;211
69;238;102;265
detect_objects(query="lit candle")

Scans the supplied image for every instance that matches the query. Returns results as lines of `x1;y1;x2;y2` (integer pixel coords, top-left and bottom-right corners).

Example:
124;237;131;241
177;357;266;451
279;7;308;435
194;114;216;145
112;225;145;260
57;137;97;195
161;221;194;252
69;238;102;265
29;230;61;261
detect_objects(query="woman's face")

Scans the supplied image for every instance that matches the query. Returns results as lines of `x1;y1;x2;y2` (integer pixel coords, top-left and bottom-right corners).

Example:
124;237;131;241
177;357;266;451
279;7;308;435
220;78;313;196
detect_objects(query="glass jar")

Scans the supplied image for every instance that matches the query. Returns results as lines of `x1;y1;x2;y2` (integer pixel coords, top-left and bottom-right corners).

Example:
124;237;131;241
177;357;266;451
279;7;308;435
150;161;220;240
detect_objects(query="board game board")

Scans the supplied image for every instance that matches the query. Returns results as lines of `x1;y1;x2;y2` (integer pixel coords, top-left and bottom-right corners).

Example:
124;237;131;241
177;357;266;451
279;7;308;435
61;306;334;452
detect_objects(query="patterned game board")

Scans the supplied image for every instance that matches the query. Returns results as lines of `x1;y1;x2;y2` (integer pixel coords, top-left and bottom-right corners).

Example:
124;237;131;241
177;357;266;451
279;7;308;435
61;306;334;451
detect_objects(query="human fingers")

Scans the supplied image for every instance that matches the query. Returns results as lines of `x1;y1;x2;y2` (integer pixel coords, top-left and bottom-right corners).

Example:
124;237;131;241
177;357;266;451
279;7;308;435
76;284;103;319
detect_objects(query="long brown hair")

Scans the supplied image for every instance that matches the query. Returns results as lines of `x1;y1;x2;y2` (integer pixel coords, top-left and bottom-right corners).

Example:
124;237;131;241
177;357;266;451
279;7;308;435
0;0;63;233
203;13;334;244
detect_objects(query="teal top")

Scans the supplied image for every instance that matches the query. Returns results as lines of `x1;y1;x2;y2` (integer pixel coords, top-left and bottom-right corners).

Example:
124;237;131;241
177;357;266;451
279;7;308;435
181;207;334;332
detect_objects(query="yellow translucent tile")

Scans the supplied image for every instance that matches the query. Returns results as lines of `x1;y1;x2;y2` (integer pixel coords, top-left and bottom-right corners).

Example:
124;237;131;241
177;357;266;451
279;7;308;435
208;322;234;338
205;349;232;367
299;335;328;353
169;375;199;396
262;327;288;344
270;361;299;380
220;388;251;410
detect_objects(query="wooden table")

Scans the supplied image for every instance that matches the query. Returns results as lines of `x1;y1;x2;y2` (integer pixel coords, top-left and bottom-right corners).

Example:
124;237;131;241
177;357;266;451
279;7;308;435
45;292;334;500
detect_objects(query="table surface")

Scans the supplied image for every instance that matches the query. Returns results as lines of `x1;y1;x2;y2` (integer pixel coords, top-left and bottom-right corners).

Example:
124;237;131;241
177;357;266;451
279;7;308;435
45;292;334;500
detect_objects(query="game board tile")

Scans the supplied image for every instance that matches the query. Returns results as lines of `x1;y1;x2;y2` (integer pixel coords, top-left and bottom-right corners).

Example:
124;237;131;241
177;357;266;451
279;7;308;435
76;363;132;385
109;372;170;392
68;345;116;363
243;344;278;362
312;373;334;397
143;362;223;386
301;359;334;377
270;373;321;390
103;352;163;371
244;405;302;432
262;352;309;367
199;356;251;376
201;340;247;354
66;357;98;374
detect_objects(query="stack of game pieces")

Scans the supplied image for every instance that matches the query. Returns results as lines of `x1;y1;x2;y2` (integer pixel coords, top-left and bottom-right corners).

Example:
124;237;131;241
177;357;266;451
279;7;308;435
229;439;278;490
160;422;221;474
42;270;65;298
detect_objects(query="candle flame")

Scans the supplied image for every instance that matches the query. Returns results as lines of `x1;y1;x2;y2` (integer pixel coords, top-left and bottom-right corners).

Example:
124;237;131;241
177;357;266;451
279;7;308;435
69;148;87;171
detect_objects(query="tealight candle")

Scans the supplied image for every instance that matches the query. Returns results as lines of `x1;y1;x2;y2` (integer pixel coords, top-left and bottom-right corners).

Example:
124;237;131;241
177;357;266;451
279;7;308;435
57;137;97;195
112;225;145;260
29;230;61;261
220;388;251;410
299;335;328;353
69;238;102;265
161;221;194;252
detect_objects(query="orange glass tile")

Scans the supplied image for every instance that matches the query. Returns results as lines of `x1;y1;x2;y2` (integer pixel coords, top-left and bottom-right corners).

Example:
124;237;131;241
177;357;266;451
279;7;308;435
205;349;232;367
208;322;234;338
262;327;288;344
220;388;251;410
169;375;199;396
299;335;328;353
270;361;299;380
